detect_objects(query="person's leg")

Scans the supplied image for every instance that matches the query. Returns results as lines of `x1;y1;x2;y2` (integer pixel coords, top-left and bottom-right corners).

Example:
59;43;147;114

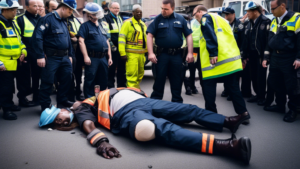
151;53;169;100
125;53;140;88
96;57;109;91
75;52;84;97
39;57;60;110
188;61;197;90
84;57;99;98
248;58;258;98
116;52;127;87
201;78;218;113
137;53;146;88
241;63;252;97
224;72;248;115
16;57;32;105
107;50;118;88
30;55;41;103
257;61;267;102
56;56;72;104
0;71;16;119
168;54;183;103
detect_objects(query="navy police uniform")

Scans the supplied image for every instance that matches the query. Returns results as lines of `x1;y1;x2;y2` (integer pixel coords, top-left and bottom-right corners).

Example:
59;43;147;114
32;11;74;110
147;12;192;103
16;11;41;105
77;20;109;98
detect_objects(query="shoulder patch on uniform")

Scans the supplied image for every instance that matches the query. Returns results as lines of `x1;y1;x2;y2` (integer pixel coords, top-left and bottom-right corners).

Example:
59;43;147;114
40;25;45;30
202;17;207;26
238;24;244;29
45;23;49;27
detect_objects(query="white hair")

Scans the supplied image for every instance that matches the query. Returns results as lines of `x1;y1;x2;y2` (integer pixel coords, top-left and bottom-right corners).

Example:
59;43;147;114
132;4;142;11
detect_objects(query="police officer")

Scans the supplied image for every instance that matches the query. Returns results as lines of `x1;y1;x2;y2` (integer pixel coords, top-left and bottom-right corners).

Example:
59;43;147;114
119;5;147;89
78;2;113;98
16;0;40;107
105;2;126;88
222;7;251;101
147;0;194;103
242;1;271;106
194;5;250;124
66;13;83;101
263;0;300;122
45;0;58;14
32;0;77;111
0;0;27;120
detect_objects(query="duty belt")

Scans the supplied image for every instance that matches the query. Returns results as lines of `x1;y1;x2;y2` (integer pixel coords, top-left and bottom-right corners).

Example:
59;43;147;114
88;50;107;58
44;47;68;57
157;47;183;56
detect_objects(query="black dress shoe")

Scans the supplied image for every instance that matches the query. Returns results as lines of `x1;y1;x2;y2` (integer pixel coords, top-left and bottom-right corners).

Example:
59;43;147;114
185;87;192;95
57;101;74;108
242;119;250;125
283;110;298;122
224;112;251;133
257;99;266;106
3;110;17;120
76;94;85;101
11;105;21;111
191;88;199;94
19;98;35;107
227;96;232;101
264;105;285;113
214;134;251;165
221;90;228;97
247;95;257;103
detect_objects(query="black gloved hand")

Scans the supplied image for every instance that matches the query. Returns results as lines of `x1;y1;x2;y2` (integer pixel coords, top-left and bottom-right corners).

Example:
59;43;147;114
97;141;122;159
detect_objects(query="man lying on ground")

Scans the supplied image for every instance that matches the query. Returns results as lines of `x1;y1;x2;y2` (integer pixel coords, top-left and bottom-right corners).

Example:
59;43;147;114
39;87;251;164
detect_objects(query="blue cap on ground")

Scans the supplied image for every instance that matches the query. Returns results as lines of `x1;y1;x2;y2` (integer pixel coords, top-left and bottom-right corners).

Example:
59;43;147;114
39;106;61;127
222;7;235;14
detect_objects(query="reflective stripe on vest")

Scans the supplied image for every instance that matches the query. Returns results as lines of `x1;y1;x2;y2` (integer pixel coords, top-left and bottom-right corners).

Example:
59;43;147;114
191;19;200;47
199;13;243;80
109;15;122;33
270;13;300;34
69;18;81;35
97;87;147;130
23;15;35;37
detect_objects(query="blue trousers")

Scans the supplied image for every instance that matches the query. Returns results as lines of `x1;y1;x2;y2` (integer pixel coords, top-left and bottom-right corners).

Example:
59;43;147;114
111;98;225;153
39;56;72;107
84;57;108;98
151;52;183;103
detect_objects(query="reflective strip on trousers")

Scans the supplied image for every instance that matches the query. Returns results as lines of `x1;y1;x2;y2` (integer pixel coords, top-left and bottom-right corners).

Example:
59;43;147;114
202;55;241;71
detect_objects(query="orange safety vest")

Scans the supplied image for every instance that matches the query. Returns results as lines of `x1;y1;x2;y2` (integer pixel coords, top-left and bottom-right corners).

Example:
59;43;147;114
83;87;147;130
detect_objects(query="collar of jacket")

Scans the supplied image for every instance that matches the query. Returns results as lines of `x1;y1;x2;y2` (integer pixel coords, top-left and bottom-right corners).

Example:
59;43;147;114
25;10;39;19
0;14;13;27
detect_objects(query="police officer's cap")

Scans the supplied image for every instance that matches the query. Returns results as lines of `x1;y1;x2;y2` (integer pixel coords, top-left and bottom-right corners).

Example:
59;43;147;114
244;1;260;11
0;0;23;9
222;7;235;14
60;0;79;14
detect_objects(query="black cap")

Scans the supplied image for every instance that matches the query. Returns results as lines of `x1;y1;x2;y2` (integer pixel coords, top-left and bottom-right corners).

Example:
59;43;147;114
222;7;235;14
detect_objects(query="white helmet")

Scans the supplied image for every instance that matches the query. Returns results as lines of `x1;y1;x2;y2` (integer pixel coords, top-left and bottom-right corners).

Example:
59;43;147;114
244;1;260;11
0;0;23;9
83;2;104;19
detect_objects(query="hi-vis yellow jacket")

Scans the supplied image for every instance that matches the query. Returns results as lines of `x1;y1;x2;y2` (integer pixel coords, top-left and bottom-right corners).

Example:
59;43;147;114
118;17;147;56
0;19;27;71
200;13;242;80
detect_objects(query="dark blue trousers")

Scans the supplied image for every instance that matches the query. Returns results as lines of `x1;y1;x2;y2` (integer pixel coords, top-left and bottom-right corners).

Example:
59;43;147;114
151;52;183;103
84;57;108;98
39;56;72;107
111;98;225;152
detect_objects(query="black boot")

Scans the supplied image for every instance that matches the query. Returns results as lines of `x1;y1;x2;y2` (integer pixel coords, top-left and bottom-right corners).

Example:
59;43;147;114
221;90;228;97
19;98;35;107
11;105;21;111
2;108;17;120
213;134;251;165
41;104;52;114
191;88;199;94
283;110;298;122
224;112;250;133
185;87;192;95
247;95;257;103
264;105;285;113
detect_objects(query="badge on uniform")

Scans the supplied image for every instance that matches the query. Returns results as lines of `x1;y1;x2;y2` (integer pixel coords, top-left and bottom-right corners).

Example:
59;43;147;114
45;23;49;27
6;29;16;37
111;23;118;30
202;17;207;26
40;25;45;31
238;24;244;30
174;21;181;24
260;24;265;30
159;23;164;25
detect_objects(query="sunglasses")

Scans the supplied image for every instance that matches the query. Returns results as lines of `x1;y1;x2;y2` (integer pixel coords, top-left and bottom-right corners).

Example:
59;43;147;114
192;11;199;17
271;4;281;10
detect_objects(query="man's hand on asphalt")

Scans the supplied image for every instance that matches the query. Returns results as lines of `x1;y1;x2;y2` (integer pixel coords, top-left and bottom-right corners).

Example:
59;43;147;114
186;53;194;63
121;55;128;62
262;60;268;68
210;56;218;65
108;58;113;66
148;53;157;64
84;56;91;65
37;58;46;67
97;141;122;159
293;60;300;69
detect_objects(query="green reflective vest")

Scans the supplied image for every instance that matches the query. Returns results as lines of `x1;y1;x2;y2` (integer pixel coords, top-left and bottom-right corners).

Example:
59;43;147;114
200;13;242;80
191;19;200;48
69;18;81;35
0;20;27;71
108;15;122;34
270;12;300;34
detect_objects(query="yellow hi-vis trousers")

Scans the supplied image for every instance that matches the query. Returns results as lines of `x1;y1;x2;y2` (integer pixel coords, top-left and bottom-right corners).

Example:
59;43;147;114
126;52;146;89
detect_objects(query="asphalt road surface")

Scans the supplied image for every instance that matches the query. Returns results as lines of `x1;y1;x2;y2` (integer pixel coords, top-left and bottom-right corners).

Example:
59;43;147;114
1;70;300;169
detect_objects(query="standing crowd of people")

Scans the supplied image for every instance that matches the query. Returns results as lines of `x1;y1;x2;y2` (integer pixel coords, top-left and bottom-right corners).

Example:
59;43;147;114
0;0;299;165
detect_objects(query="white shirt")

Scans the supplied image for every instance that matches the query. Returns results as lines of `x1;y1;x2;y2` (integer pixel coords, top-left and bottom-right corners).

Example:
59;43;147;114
278;10;288;25
110;90;146;116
